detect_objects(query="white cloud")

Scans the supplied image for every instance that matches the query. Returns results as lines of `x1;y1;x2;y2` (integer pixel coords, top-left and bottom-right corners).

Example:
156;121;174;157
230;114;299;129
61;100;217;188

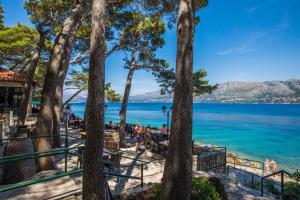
245;0;276;14
277;13;291;31
217;13;291;56
217;44;260;56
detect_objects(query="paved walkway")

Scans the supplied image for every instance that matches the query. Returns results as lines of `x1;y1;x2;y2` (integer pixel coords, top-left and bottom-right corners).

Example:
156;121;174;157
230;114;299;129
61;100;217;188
0;128;270;200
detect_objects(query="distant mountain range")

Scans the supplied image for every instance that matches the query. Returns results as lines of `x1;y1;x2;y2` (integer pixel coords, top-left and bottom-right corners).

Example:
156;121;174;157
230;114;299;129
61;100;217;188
129;79;300;103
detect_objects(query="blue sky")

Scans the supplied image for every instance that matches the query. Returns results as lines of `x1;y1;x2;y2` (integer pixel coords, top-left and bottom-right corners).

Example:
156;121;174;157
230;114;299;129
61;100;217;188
1;0;300;95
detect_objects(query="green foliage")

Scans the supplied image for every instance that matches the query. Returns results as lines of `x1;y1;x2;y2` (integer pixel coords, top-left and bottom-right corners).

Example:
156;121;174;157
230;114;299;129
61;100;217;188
65;68;121;102
33;60;48;101
106;86;122;102
153;178;221;200
285;182;300;200
191;177;222;200
193;69;218;96
24;0;77;29
158;69;217;96
292;171;300;182
0;24;38;69
114;11;168;74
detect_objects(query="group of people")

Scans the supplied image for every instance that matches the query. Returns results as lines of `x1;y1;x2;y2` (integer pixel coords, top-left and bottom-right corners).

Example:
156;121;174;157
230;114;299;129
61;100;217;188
106;121;120;130
104;122;169;152
264;159;278;174
134;123;168;152
69;113;81;121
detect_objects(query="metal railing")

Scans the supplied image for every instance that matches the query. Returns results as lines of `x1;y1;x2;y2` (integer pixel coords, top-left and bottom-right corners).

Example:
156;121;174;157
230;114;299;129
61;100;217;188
197;146;227;172
227;165;262;190
0;146;145;194
261;170;292;200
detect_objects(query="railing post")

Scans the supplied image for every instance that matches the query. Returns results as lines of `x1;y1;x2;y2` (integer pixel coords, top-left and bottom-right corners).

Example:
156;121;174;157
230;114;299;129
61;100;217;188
234;157;236;168
117;151;120;182
261;178;264;197
226;165;229;176
64;120;69;173
141;164;144;188
251;174;254;189
224;147;227;174
281;171;284;200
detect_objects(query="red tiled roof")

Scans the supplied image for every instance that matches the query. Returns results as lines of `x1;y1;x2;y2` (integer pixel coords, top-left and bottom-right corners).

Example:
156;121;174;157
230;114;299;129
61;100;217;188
0;70;27;83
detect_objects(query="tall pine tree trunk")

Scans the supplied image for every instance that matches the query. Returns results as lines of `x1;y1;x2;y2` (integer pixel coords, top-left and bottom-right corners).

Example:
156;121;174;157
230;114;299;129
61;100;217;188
18;27;46;126
160;0;195;199
82;0;107;198
35;4;83;171
119;53;135;147
52;17;82;148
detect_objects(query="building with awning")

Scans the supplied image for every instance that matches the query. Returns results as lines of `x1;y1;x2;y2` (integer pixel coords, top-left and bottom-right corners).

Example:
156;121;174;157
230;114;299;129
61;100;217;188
0;69;34;115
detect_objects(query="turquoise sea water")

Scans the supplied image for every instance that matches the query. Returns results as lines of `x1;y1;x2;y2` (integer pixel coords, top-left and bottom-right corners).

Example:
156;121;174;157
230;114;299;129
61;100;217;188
70;102;300;172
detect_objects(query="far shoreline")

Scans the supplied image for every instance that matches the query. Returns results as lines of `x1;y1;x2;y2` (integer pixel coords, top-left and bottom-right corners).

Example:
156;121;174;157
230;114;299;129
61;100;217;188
69;101;300;105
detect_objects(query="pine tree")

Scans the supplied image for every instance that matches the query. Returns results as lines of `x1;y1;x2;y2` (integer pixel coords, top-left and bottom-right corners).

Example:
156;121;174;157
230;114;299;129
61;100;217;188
160;0;208;199
82;0;107;198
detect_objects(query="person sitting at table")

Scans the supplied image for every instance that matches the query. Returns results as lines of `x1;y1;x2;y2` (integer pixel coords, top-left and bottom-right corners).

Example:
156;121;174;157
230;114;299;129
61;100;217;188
136;125;143;152
70;112;76;120
161;124;168;139
134;123;139;134
107;121;113;129
126;124;134;138
114;123;120;131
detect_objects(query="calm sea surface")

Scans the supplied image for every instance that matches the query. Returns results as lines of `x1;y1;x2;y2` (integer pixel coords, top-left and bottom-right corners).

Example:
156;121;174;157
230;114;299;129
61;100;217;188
70;102;300;171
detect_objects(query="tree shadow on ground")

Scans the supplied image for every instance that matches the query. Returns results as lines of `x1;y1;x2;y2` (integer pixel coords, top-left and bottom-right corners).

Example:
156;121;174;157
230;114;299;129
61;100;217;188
113;149;145;192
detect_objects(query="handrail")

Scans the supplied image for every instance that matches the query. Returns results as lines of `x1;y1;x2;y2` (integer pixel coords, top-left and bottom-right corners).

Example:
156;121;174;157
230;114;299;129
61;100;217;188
0;134;82;142
227;165;262;189
0;147;145;194
0;168;142;193
261;170;291;180
0;146;80;163
261;170;292;199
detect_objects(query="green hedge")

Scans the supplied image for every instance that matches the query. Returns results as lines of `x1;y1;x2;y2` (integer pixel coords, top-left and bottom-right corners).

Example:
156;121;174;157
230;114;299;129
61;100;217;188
154;177;222;200
285;182;300;200
292;171;300;182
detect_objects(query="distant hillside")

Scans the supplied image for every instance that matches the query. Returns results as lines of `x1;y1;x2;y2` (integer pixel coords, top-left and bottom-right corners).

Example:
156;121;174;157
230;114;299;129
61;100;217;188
129;79;300;103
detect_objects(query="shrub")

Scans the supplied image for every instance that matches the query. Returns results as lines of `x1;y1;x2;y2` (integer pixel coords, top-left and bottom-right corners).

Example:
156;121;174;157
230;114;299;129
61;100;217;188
191;177;222;200
292;171;300;182
285;182;300;200
208;177;228;200
154;177;222;200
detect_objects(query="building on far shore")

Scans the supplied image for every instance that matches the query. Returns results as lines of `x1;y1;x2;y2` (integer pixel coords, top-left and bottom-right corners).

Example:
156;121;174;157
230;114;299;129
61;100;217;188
0;69;34;116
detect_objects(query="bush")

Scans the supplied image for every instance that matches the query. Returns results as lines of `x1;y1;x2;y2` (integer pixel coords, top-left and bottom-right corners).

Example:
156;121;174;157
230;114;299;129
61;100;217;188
292;171;300;182
154;177;222;200
191;177;222;200
285;182;300;200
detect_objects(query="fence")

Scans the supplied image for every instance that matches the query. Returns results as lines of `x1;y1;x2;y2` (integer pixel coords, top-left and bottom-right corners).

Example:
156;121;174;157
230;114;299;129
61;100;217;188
197;146;227;172
227;165;262;190
0;131;146;198
261;170;295;200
